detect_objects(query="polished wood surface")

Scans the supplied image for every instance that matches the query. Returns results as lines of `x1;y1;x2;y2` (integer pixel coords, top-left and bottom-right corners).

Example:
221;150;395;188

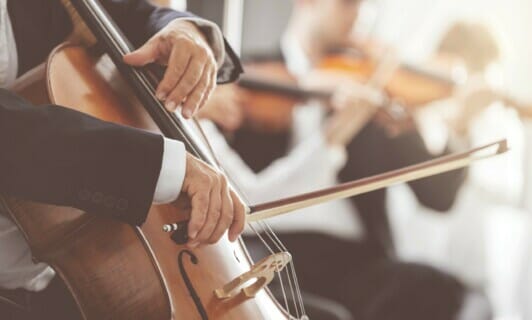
5;43;290;320
318;53;455;107
237;61;305;132
235;51;455;135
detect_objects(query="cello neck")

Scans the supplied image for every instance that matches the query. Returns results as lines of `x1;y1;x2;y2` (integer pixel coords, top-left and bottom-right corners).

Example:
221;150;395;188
60;0;97;47
66;0;216;164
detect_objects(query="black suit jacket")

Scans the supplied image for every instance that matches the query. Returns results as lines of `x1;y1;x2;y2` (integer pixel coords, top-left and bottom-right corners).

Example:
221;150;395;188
339;123;467;257
0;0;242;226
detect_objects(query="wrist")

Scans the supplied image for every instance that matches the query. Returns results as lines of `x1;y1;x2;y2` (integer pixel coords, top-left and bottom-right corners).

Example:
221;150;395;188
167;19;209;47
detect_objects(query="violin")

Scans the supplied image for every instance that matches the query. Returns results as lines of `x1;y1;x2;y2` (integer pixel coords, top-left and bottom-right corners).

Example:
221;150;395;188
318;47;458;107
236;44;459;135
237;61;330;132
237;60;415;137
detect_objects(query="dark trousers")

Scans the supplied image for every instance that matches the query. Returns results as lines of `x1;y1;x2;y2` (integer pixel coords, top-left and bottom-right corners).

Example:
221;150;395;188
0;277;82;320
246;233;465;320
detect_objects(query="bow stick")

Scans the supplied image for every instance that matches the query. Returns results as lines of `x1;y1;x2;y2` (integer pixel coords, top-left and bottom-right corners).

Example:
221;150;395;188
163;139;508;241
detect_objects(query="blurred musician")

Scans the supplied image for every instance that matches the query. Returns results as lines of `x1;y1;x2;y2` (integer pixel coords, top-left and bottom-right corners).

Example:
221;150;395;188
198;0;493;319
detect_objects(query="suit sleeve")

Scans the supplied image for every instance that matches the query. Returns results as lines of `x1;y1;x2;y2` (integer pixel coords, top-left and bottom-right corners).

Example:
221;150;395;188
341;122;466;213
100;0;243;83
0;89;163;226
386;129;467;212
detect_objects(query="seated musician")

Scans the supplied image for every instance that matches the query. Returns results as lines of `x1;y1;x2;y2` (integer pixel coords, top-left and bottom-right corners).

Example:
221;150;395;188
197;0;491;319
0;1;245;319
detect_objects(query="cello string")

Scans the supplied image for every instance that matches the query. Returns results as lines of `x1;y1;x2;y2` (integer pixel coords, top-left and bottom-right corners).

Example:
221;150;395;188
260;221;306;318
83;0;304;316
263;223;307;317
256;220;303;318
253;221;293;313
255;219;302;316
256;221;300;318
249;224;291;314
192;119;301;316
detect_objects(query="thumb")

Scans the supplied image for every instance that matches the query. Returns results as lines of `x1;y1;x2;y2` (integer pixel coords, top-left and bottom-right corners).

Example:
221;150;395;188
123;41;159;66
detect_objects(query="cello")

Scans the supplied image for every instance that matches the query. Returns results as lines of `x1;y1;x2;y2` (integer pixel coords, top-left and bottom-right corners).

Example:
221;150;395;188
1;1;508;319
4;1;302;319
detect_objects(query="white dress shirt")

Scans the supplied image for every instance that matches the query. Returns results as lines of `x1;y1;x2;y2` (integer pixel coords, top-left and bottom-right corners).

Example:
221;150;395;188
201;33;364;240
0;1;226;291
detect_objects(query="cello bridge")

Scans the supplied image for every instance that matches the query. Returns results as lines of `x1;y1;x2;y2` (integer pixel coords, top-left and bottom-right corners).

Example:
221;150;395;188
214;252;292;299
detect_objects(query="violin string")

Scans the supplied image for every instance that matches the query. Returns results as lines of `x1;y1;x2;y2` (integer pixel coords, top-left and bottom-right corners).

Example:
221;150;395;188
193;119;301;316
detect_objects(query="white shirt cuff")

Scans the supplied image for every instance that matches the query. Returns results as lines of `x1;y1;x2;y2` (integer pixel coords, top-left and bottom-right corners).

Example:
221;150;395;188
153;137;187;204
178;17;226;68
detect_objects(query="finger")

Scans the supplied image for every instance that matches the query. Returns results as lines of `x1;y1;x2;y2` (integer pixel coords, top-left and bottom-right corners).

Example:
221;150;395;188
180;71;208;119
187;187;209;242
228;190;246;242
208;178;233;244
196;68;216;110
165;56;206;117
190;176;222;247
156;46;192;104
123;40;160;67
182;67;215;118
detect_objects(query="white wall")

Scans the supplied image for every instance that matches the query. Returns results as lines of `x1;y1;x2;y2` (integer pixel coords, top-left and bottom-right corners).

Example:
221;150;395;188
240;0;292;57
368;0;532;100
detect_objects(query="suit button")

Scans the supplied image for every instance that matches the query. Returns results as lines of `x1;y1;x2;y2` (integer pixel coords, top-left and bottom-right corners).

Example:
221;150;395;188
78;189;91;201
117;199;128;210
92;192;104;204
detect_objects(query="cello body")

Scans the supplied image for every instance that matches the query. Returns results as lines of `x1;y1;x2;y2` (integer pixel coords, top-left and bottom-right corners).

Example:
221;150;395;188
4;42;290;320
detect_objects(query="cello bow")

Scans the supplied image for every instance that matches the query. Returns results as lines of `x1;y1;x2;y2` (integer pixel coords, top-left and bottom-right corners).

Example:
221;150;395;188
164;139;508;239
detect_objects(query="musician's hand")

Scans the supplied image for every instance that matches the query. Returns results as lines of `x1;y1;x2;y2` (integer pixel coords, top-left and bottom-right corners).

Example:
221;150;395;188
123;19;217;119
182;153;246;248
330;80;385;111
325;82;380;146
196;84;244;131
448;82;501;136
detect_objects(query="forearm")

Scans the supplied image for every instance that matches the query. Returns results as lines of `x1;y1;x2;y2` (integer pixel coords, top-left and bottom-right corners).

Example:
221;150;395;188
100;0;242;83
392;130;467;212
0;89;163;225
99;0;191;47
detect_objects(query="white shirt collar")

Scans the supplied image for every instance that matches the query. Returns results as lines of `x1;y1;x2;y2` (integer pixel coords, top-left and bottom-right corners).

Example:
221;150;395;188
0;0;18;88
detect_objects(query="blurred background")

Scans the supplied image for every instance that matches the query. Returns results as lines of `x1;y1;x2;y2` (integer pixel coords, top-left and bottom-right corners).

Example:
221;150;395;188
157;1;532;319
